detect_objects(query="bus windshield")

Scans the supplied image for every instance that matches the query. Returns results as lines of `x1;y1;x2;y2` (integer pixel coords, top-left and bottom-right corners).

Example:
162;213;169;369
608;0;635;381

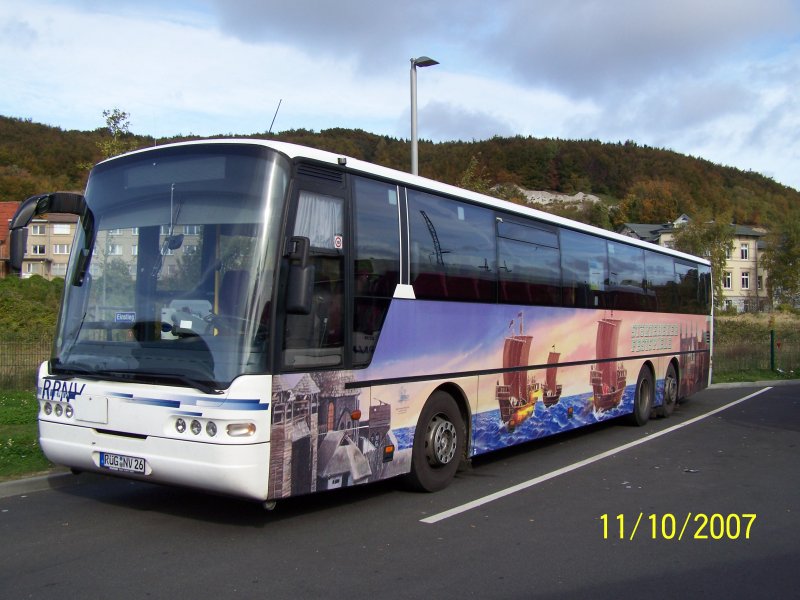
52;144;290;391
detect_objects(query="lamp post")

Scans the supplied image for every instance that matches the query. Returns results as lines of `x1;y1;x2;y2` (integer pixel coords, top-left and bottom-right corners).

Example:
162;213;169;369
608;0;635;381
410;55;439;175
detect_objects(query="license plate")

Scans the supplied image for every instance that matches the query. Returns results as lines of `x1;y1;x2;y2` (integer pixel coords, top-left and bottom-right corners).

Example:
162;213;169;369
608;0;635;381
99;452;146;474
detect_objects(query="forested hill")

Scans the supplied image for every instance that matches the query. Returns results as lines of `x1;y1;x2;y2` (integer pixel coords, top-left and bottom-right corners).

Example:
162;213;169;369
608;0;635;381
2;114;798;231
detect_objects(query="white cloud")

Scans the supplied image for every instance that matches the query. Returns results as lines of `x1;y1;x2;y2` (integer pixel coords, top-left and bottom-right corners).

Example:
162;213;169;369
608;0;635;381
1;0;799;190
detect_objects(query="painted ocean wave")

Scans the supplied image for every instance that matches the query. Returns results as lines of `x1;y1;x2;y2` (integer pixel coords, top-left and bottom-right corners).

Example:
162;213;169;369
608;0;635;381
390;380;666;456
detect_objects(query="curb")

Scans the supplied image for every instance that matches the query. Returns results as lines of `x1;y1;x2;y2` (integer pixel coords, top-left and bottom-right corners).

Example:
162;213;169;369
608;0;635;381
709;379;800;389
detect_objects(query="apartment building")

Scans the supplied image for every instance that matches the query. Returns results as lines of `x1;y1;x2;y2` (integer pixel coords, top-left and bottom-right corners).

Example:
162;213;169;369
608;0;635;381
14;214;79;280
619;216;769;312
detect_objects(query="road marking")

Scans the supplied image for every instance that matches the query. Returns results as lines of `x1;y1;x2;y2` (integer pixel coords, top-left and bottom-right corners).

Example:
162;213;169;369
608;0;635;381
420;387;772;524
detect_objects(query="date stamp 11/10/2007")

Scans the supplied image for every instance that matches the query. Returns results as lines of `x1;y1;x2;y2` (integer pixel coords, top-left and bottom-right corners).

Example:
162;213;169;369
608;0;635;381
600;513;756;541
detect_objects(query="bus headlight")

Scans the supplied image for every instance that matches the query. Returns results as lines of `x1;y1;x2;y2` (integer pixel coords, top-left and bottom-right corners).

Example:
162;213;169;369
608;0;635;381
206;421;217;437
44;402;53;415
175;418;186;434
54;403;63;417
65;404;74;419
190;420;202;435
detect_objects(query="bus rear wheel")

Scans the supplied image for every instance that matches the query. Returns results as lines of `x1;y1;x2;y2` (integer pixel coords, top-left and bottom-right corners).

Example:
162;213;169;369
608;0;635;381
629;366;653;426
406;391;465;492
657;363;678;418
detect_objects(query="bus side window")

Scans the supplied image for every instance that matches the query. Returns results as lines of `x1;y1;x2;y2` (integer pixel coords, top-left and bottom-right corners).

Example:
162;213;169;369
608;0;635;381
497;219;561;306
607;241;645;311
408;190;496;303
645;251;677;312
352;177;400;366
560;229;607;309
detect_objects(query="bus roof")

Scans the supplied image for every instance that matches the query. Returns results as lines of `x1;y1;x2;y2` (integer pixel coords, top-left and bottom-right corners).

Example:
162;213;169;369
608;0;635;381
104;138;711;266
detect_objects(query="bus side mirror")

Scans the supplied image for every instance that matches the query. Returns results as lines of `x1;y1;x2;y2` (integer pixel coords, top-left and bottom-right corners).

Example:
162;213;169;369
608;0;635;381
286;236;314;315
9;228;28;272
8;192;88;273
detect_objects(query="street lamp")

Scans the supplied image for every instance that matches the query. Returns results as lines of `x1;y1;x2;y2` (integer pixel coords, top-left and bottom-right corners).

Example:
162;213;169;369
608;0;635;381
410;55;439;175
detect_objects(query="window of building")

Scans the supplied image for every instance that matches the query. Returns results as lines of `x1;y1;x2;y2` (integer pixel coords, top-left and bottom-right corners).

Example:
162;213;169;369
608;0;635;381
31;244;46;255
53;244;70;255
52;263;67;277
31;224;46;235
725;244;732;259
108;244;122;256
740;243;749;260
741;271;750;290
53;223;71;235
757;275;763;290
723;271;732;289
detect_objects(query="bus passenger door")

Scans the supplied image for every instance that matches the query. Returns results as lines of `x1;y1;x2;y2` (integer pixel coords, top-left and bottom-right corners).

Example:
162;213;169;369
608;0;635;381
282;188;346;369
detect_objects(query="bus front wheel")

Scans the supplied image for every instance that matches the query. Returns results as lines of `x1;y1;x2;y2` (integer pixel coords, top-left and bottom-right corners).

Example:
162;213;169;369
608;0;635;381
406;391;465;492
629;366;653;426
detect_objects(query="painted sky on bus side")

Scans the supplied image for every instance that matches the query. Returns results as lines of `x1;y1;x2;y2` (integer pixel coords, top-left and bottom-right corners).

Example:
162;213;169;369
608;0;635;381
1;0;799;190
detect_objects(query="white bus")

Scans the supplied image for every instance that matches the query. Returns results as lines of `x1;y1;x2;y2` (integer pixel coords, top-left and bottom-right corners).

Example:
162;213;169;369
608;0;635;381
9;139;712;502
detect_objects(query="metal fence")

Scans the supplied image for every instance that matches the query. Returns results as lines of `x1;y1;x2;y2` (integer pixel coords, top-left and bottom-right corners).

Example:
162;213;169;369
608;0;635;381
0;339;50;390
713;327;799;376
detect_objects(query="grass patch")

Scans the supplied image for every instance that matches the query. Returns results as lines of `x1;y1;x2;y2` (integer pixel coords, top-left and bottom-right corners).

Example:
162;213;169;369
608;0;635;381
0;390;52;481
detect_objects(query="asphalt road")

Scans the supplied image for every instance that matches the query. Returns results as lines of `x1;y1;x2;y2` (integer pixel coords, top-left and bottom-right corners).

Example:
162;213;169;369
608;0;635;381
1;383;798;599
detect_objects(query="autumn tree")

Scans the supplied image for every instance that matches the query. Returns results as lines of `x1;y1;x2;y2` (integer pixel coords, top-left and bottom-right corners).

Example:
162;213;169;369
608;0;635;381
672;217;734;309
762;214;800;307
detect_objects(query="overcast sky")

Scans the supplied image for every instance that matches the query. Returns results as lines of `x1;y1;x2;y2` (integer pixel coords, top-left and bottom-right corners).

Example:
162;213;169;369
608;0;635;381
1;0;799;190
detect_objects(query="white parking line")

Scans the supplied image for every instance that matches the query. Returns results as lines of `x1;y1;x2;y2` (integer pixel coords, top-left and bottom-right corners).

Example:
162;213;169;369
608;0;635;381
420;387;772;524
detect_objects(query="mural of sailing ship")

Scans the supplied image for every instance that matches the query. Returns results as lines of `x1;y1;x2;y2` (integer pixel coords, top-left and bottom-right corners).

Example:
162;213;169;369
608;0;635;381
496;314;542;430
590;315;627;412
541;347;563;407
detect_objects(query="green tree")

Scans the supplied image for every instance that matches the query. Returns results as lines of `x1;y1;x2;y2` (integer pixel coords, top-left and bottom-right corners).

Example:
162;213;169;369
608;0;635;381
762;215;800;306
458;154;492;194
672;218;733;309
98;108;138;159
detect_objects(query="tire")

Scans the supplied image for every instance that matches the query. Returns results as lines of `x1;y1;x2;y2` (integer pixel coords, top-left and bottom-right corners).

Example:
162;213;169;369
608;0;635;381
406;391;465;492
656;363;678;418
629;366;653;426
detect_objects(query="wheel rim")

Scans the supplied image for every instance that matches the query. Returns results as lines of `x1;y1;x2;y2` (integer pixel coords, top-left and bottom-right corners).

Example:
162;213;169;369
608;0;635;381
664;371;677;407
425;415;457;466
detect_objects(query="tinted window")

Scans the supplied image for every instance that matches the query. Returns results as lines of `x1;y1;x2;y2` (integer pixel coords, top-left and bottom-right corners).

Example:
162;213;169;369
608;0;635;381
352;177;400;366
645;251;676;312
560;229;607;308
607;241;645;311
698;264;712;314
408;190;496;302
675;261;700;314
498;220;561;306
